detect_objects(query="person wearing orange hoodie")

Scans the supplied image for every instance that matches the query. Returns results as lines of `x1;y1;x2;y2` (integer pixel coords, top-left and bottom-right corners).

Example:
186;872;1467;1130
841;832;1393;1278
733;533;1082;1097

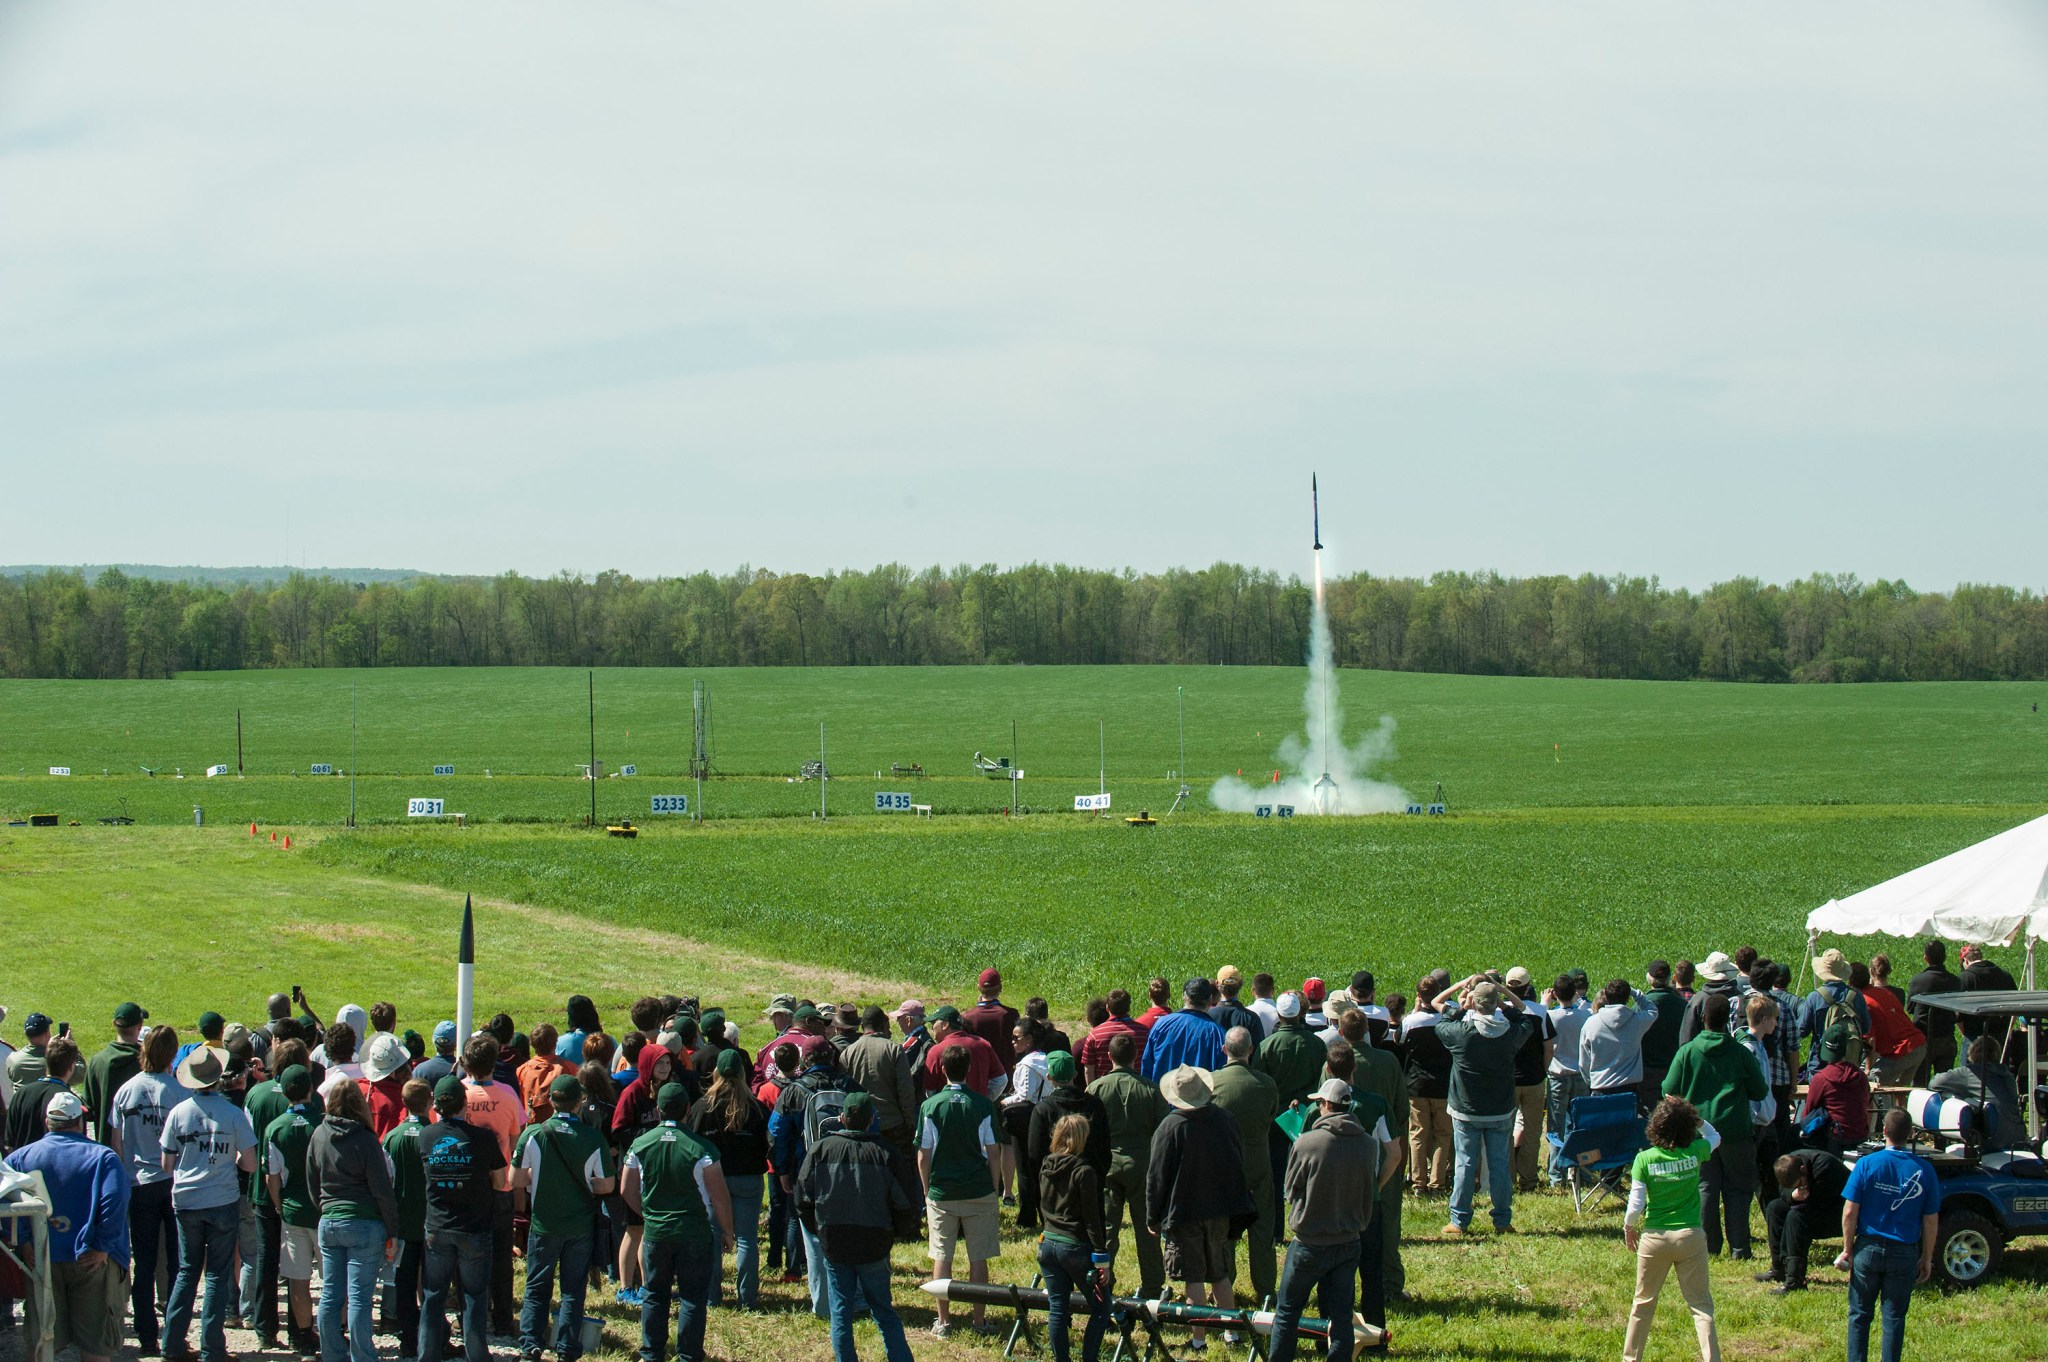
518;1025;575;1125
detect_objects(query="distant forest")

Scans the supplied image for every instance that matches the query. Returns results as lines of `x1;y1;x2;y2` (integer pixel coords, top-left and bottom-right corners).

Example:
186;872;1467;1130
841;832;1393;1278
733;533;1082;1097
2;563;2045;683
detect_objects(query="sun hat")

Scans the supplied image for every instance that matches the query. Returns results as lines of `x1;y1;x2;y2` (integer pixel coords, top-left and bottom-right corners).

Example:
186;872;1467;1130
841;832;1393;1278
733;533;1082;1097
1814;949;1851;985
1326;995;1357;1021
222;1022;253;1051
1276;992;1303;1020
1698;951;1740;983
765;994;798;1017
891;999;925;1021
45;1091;85;1124
1160;1065;1214;1111
114;1002;148;1027
362;1032;410;1083
1314;1078;1353;1106
176;1045;229;1090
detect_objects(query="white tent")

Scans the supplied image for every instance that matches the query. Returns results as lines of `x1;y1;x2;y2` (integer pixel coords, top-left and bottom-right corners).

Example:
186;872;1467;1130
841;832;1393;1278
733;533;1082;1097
1806;811;2048;947
1805;811;2047;1141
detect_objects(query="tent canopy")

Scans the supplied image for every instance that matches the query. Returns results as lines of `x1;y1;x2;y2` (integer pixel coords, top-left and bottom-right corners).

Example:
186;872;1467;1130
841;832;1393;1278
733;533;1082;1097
1805;812;2048;946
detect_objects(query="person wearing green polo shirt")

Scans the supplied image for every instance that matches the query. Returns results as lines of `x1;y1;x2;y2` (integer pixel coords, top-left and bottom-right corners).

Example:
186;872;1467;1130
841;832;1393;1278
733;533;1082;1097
918;1043;1001;1337
1621;1096;1722;1362
624;1083;734;1362
515;1074;617;1362
263;1065;325;1358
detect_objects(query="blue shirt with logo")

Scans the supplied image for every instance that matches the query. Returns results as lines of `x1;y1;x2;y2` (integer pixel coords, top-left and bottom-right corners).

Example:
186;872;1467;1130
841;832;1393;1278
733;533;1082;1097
1843;1146;1940;1245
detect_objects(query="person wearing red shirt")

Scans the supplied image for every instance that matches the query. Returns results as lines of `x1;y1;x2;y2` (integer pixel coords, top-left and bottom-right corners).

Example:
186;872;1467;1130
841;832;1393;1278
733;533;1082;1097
1134;978;1172;1030
356;1032;412;1139
962;969;1020;1071
1798;1025;1871;1155
1079;989;1150;1081
921;1007;1007;1100
1853;963;1926;1088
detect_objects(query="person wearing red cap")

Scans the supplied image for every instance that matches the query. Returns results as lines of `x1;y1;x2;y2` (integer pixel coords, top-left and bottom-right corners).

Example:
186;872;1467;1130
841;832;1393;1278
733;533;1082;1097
1301;979;1330;1035
961;971;1021;1208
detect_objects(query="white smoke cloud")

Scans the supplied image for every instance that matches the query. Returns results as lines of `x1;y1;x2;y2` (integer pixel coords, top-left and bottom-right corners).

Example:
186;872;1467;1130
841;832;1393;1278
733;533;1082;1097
1210;567;1409;815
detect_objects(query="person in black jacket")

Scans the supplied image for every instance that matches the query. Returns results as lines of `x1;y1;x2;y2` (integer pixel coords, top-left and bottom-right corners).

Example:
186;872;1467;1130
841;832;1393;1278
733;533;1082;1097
1037;1114;1112;1362
1146;1066;1254;1352
1757;1148;1849;1293
794;1093;917;1362
686;1050;770;1310
1905;941;1963;1084
1026;1052;1111;1196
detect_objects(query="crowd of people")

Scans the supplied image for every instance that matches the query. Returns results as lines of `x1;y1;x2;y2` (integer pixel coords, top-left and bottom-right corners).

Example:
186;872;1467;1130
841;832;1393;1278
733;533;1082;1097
0;938;2029;1362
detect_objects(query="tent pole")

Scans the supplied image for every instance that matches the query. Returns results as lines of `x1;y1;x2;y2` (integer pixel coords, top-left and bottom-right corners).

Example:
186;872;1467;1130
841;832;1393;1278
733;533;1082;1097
1796;929;1818;999
2029;932;2040;1144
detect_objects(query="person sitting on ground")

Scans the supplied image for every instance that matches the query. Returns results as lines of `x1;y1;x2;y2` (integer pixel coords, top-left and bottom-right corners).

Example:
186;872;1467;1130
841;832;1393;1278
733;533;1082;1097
1853;962;1927;1089
1757;1146;1849;1293
1140;979;1226;1082
1145;1065;1254;1352
1797;1024;1871;1155
1929;1035;2026;1152
1621;1096;1722;1362
1079;989;1148;1082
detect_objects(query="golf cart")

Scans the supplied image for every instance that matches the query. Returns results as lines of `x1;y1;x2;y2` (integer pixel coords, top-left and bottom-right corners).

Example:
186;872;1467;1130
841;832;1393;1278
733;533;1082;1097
1897;990;2048;1288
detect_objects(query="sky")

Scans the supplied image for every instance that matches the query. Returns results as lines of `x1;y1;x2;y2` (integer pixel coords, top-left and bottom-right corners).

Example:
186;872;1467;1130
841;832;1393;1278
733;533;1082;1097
3;3;2045;589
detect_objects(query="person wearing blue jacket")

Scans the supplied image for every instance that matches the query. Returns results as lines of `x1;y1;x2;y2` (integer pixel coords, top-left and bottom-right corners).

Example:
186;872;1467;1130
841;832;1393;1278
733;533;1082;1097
1797;952;1871;1078
1140;981;1226;1083
5;1090;133;1362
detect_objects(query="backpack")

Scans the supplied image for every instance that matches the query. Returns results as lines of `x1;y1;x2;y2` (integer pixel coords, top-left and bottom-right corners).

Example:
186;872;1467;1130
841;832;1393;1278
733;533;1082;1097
1821;990;1865;1070
794;1071;852;1154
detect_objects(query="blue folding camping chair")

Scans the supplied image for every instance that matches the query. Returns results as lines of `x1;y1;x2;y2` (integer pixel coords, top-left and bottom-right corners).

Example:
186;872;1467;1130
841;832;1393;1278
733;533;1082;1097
1546;1092;1647;1213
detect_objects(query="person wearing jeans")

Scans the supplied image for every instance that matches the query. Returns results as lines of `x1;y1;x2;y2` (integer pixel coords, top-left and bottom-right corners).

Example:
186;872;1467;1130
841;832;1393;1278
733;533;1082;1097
1035;1111;1112;1362
158;1046;259;1362
1841;1110;1940;1362
417;1075;512;1362
515;1076;618;1361
1432;977;1532;1235
305;1081;400;1362
686;1049;770;1311
625;1082;735;1362
112;1024;187;1357
1269;1080;1381;1362
794;1091;918;1362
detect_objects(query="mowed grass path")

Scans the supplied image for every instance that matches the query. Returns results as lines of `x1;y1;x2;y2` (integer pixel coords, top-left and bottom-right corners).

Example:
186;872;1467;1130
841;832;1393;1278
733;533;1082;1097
5;667;2048;824
0;827;2042;1362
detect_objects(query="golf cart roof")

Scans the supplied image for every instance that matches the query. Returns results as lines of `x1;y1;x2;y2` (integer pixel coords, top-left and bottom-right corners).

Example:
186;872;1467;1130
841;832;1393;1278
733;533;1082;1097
1916;990;2048;1019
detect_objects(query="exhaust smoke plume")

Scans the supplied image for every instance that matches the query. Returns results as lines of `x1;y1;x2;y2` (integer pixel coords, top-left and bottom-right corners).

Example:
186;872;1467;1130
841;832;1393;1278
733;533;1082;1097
1210;544;1408;816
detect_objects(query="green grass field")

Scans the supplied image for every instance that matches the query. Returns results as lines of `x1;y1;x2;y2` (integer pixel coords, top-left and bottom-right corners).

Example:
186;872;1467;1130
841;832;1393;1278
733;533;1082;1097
4;666;2047;825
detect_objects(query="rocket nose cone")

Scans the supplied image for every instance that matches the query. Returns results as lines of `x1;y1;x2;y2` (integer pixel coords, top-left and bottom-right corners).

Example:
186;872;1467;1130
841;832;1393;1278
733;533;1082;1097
919;1279;951;1297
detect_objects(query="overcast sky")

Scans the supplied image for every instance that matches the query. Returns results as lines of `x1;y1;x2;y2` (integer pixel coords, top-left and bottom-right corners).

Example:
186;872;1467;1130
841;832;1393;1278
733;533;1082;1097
3;3;2044;588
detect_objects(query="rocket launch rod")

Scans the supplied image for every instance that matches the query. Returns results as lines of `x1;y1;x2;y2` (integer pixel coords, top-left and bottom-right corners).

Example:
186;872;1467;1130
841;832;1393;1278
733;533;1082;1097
919;1279;1385;1355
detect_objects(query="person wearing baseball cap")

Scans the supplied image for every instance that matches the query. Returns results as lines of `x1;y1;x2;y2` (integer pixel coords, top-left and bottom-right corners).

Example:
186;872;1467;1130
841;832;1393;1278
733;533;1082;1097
420;1074;511;1362
891;999;933;1076
261;1064;325;1357
4;1087;132;1362
1139;980;1225;1084
415;1021;461;1089
1210;968;1262;1043
161;1041;259;1362
1300;978;1330;1033
1267;1077;1379;1362
917;1006;1005;1101
513;1074;617;1362
1147;1065;1253;1352
623;1082;734;1362
962;970;1020;1092
5;1030;83;1155
792;1086;920;1362
6;1011;54;1091
83;1002;148;1146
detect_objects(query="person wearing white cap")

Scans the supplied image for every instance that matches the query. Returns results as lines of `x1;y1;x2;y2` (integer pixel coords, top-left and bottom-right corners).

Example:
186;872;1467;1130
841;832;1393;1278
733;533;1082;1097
1267;1078;1377;1362
1677;954;1743;1047
1145;1065;1254;1351
4;1088;133;1362
160;1044;259;1362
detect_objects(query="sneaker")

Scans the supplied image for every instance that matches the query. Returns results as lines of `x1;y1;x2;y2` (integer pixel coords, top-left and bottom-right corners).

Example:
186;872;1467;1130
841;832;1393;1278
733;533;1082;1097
929;1319;952;1338
1187;1339;1208;1355
1001;1194;1017;1208
1223;1329;1245;1343
1730;1248;1754;1261
1753;1270;1784;1284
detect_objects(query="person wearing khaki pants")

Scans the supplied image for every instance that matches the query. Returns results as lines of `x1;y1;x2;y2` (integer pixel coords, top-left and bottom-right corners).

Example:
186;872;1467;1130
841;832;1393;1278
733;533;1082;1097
1405;1097;1452;1194
1622;1096;1722;1362
1512;1083;1547;1191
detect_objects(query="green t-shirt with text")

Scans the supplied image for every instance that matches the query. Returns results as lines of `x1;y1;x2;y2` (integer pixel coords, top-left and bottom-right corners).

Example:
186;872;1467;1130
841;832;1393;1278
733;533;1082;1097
626;1121;720;1247
516;1115;616;1239
1630;1138;1711;1232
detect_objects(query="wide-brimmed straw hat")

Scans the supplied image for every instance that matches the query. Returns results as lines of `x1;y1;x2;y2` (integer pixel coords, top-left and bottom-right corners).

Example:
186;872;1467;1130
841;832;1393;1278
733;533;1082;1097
1814;949;1851;985
1160;1065;1213;1111
176;1045;230;1090
1697;951;1740;983
362;1033;410;1083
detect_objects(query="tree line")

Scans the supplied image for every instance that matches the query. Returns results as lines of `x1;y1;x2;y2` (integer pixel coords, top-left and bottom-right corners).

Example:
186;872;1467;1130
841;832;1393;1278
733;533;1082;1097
2;563;2045;684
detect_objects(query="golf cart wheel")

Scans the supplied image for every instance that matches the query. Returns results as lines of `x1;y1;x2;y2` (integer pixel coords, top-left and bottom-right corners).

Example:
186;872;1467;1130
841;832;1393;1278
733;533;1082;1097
1934;1210;2001;1289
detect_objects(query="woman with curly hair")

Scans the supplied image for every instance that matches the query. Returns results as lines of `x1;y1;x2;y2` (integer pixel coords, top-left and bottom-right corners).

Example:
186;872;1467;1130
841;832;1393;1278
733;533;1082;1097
1622;1095;1722;1362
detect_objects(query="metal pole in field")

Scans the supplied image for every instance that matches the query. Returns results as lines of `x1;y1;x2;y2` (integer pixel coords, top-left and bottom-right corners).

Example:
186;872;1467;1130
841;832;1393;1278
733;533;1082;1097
819;722;827;821
237;708;244;777
1099;718;1105;796
348;683;358;828
1011;718;1019;815
1177;685;1185;778
692;679;706;823
588;670;597;829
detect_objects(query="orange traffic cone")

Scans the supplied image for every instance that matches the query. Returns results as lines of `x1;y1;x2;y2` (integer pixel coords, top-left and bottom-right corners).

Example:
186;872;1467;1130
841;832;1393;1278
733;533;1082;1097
270;831;277;843
249;822;258;836
284;835;292;850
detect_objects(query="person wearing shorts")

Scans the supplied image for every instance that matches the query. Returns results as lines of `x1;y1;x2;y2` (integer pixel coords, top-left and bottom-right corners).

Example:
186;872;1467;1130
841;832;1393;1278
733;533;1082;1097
917;1045;1001;1337
1145;1066;1254;1352
5;1091;132;1362
262;1064;325;1357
